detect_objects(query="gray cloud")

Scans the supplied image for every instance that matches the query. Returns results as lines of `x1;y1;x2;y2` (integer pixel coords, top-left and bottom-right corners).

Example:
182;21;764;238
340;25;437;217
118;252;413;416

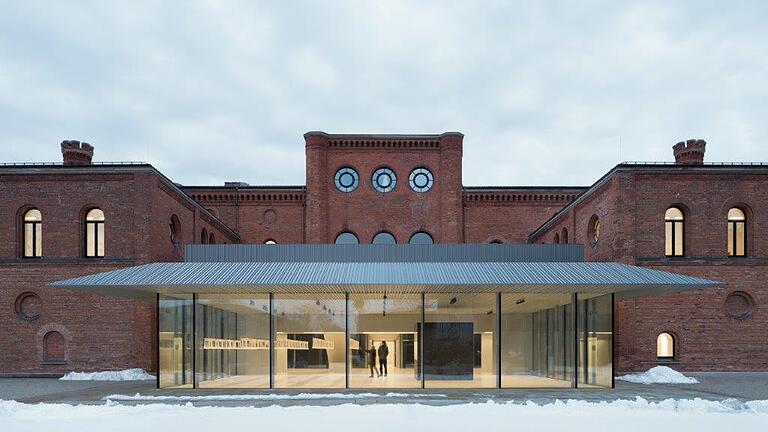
1;0;766;187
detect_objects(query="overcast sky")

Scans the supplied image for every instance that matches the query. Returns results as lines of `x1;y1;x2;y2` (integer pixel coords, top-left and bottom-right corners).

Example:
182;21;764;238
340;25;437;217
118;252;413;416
1;1;766;187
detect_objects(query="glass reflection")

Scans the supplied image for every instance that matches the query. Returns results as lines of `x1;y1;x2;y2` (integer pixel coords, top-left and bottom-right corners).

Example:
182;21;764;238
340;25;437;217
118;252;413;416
424;294;496;388
272;294;346;388
501;294;573;388
335;232;359;244
372;232;396;244
159;294;193;389
195;295;270;388
348;294;421;388
578;293;613;388
408;232;434;244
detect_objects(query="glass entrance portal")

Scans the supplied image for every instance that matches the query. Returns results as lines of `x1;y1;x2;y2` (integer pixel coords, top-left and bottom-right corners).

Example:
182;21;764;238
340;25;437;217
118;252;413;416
159;292;614;389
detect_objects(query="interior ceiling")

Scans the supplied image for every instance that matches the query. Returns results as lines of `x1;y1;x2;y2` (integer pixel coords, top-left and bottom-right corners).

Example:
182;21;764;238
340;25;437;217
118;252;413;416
196;292;577;315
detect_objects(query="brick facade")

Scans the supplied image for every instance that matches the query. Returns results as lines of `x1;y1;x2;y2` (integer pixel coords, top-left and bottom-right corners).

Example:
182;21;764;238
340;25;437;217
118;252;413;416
2;134;766;374
0;161;237;374
530;164;768;371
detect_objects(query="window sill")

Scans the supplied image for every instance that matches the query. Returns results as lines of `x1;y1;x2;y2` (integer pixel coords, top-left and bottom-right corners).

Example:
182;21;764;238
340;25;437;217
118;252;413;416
656;358;679;365
41;360;67;366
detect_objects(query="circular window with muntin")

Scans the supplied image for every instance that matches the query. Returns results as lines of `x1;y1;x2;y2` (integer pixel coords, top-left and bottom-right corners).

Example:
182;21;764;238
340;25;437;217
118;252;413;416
409;168;434;192
372;168;397;193
334;167;359;192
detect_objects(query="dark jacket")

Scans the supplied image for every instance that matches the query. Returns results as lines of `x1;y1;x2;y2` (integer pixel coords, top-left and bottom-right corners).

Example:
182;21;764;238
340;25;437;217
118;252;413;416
365;347;377;364
378;344;389;359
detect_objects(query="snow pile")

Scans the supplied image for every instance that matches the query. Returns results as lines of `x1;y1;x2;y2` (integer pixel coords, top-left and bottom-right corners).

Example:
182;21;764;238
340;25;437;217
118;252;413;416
105;392;447;401
1;397;768;432
60;368;155;381
617;366;699;384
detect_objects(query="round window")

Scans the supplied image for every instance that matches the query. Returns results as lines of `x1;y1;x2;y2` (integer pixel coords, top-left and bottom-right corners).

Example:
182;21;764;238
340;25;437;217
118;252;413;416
724;291;754;320
334;167;359;193
372;168;397;193
15;292;41;321
409;168;434;192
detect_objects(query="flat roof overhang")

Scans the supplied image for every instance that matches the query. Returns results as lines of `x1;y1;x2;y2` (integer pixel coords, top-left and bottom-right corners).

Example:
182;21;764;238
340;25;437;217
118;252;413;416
49;261;721;301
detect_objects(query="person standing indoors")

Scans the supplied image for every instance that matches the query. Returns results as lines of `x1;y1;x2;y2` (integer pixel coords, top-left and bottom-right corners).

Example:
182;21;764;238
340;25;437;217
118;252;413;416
365;341;379;378
378;340;389;377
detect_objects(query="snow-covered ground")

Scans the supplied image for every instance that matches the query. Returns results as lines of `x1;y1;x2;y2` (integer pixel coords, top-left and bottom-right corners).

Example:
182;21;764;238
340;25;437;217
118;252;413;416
2;398;767;432
617;366;699;384
105;392;446;401
59;368;155;381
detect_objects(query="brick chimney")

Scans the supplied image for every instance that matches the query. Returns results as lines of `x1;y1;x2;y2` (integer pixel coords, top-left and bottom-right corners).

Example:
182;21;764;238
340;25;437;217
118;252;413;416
61;140;94;165
673;139;706;165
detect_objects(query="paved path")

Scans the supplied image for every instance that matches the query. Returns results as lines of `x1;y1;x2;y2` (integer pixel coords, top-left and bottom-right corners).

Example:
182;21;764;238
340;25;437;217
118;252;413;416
2;372;767;407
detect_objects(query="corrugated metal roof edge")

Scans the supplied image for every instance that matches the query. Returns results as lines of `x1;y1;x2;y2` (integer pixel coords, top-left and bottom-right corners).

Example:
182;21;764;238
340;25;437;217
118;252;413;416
49;261;722;288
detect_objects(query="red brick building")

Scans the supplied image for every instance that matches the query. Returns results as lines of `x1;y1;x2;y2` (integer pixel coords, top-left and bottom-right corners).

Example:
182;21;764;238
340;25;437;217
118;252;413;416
1;134;765;375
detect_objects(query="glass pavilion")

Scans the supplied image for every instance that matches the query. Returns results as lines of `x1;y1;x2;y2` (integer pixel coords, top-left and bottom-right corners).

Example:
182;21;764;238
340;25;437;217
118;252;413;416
52;244;718;390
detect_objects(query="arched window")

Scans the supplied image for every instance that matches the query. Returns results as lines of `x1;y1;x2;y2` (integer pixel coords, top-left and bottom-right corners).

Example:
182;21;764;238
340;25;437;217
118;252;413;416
43;331;66;363
561;228;568;244
85;208;105;257
409;232;434;244
588;215;600;245
209;233;215;244
553;233;560;244
265;239;277;244
727;208;746;257
169;215;180;246
335;232;359;244
23;209;43;258
372;232;396;244
665;207;684;257
657;332;675;359
489;239;503;244
201;228;208;244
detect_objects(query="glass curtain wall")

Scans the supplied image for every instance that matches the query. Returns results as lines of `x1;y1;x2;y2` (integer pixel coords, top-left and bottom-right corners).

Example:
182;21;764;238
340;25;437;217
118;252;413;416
424;294;497;388
272;294;346;388
195;295;270;388
348;293;421;388
157;291;613;389
158;294;193;389
577;293;613;388
500;294;574;388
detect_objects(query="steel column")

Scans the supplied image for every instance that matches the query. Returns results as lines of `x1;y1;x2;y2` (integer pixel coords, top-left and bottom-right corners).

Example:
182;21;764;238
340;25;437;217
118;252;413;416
269;293;274;389
345;292;350;389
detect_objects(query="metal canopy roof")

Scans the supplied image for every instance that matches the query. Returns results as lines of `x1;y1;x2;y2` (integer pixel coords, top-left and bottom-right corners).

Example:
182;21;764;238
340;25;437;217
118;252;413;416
50;261;720;300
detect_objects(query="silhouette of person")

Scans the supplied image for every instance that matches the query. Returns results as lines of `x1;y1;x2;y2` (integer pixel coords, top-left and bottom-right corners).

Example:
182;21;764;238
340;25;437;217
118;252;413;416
365;341;379;377
378;340;389;377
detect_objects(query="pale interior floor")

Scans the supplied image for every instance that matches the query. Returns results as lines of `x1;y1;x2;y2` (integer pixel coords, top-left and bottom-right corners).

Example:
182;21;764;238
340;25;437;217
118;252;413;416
198;363;572;389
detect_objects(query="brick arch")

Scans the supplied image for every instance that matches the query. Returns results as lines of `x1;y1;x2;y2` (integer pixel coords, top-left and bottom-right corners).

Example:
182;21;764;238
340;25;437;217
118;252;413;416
36;323;73;364
483;235;509;244
80;204;105;257
663;202;691;219
720;200;754;256
16;204;42;257
408;230;435;244
333;230;360;244
169;214;181;247
587;214;600;247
